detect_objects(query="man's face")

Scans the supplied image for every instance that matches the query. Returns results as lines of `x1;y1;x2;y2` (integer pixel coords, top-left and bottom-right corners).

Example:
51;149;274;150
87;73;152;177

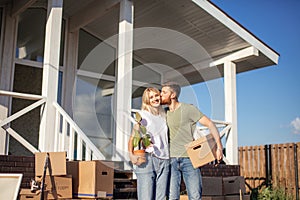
160;86;172;105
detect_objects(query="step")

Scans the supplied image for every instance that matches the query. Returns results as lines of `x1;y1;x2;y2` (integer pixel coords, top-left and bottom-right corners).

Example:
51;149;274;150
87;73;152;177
114;178;136;183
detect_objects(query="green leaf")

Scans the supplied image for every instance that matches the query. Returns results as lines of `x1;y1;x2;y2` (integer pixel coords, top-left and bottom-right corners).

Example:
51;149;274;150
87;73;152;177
135;112;142;122
132;129;141;148
140;125;147;134
142;137;151;147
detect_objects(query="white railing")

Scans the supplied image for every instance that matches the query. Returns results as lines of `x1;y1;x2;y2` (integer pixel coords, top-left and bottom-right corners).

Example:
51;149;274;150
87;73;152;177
0;90;105;161
195;120;232;139
195;120;232;163
1;90;231;163
53;102;105;161
0;90;44;154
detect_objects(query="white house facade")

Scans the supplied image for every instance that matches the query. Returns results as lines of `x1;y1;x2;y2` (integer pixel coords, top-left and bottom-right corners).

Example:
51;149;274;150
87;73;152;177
0;0;279;167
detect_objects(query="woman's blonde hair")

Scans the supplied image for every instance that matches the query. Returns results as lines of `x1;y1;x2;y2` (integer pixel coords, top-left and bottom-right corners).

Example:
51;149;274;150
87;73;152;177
141;87;165;117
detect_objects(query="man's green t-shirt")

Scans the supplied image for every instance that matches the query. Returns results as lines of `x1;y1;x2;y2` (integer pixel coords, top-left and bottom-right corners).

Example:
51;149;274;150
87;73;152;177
167;103;204;157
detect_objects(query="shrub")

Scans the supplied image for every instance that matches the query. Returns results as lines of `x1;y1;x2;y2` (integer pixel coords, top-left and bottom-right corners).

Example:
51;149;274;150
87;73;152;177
257;186;293;200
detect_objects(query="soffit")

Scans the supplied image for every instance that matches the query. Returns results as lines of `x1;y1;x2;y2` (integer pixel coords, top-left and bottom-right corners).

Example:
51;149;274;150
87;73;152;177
58;0;280;85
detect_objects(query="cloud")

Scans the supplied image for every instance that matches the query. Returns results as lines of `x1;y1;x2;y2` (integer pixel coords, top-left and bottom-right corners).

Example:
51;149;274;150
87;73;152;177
290;117;300;134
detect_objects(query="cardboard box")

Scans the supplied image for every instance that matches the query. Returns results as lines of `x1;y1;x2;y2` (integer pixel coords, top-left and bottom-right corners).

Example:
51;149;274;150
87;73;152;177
67;160;114;198
202;176;223;196
185;134;217;168
180;195;188;200
36;175;72;199
223;176;246;195
19;189;48;200
35;152;67;176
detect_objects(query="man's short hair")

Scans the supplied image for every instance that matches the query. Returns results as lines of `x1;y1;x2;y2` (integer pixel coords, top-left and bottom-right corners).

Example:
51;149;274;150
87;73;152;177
162;81;181;98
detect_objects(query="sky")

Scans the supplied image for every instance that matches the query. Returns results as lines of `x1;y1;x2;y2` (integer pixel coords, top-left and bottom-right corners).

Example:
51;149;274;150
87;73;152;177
180;0;300;147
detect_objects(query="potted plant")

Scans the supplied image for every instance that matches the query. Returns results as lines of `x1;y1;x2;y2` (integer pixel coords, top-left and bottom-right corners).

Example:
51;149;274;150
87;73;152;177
132;112;151;163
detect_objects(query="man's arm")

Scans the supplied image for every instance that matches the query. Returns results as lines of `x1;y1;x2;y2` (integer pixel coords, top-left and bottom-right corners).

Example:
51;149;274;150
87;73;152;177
199;115;223;161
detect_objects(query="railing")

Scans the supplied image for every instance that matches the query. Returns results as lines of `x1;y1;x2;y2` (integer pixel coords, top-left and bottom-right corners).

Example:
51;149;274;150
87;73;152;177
0;90;105;161
53;102;105;161
0;90;44;154
195;120;232;164
1;90;231;164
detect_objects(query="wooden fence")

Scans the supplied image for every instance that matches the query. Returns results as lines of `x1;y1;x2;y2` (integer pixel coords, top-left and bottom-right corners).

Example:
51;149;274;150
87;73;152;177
239;143;300;199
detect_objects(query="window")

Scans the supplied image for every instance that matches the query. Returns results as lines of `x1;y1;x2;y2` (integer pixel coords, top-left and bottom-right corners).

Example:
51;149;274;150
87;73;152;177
16;8;46;62
75;30;117;158
16;8;65;65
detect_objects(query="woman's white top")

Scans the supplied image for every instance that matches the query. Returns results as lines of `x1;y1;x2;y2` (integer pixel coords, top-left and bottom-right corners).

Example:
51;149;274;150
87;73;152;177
138;110;169;159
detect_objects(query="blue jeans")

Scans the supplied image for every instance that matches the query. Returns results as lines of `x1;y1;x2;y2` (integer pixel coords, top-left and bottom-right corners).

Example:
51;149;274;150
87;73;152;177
134;154;170;200
169;157;202;200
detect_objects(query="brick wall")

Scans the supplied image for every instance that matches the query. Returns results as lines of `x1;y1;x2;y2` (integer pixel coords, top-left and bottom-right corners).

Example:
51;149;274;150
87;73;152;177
0;155;35;188
201;164;240;177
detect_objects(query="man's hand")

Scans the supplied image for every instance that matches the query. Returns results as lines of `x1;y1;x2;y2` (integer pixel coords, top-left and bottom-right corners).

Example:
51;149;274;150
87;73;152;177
216;148;223;162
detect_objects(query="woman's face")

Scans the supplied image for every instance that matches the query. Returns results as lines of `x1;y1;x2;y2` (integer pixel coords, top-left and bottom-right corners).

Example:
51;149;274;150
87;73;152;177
148;91;161;108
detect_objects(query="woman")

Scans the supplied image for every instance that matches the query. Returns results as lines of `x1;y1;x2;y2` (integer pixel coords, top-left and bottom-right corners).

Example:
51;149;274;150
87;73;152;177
128;87;169;200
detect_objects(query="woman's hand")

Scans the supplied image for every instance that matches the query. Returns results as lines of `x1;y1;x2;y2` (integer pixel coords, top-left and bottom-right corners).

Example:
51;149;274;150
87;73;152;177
129;153;143;166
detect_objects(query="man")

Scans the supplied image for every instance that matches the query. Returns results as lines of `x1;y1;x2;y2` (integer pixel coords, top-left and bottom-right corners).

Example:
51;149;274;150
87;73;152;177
161;82;223;200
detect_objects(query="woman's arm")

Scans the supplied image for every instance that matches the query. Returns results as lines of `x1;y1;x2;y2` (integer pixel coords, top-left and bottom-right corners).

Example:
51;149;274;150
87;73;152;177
128;124;142;165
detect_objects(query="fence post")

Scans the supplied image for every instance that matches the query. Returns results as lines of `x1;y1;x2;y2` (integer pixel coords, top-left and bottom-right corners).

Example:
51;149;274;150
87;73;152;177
294;143;299;200
268;144;272;187
265;144;272;187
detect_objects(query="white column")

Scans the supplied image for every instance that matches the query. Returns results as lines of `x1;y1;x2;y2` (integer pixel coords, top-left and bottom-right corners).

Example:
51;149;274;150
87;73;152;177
39;0;63;151
0;7;17;154
224;60;238;164
114;0;133;162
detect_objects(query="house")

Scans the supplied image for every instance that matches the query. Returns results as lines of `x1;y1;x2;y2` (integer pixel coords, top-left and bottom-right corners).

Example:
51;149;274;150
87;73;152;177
0;0;279;168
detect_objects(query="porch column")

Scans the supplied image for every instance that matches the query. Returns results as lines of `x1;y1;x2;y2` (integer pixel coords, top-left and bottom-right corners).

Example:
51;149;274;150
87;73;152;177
39;0;63;151
0;7;17;154
224;61;238;164
114;0;133;162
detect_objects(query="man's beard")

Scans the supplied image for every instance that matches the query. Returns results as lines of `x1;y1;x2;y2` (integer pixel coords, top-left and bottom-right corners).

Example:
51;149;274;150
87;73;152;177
160;98;170;105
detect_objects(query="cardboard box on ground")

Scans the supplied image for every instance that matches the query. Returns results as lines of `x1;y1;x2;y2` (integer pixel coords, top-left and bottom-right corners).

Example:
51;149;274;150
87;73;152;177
19;189;48;200
185;134;217;168
33;152;72;199
20;152;115;199
35;175;72;199
67;160;114;199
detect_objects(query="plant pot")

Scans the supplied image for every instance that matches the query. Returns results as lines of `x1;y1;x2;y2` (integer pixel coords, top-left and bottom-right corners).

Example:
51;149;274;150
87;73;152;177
133;149;146;164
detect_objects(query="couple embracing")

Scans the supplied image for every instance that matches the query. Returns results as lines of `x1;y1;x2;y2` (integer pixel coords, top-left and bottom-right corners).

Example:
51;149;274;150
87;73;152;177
128;82;223;200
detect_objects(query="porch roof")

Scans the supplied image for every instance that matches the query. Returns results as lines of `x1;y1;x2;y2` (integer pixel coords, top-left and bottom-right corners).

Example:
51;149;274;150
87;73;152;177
7;0;279;86
76;0;279;85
